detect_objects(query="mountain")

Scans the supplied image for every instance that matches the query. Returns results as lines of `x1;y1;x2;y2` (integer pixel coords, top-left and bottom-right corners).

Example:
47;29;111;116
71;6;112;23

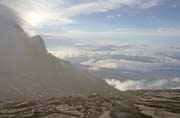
0;5;113;102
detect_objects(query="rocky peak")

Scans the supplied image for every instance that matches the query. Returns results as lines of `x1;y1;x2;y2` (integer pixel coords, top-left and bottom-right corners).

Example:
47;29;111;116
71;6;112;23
31;35;48;55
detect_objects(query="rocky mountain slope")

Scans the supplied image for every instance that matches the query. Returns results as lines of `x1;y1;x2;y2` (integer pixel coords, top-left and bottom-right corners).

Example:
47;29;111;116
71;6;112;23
0;4;113;102
0;89;180;118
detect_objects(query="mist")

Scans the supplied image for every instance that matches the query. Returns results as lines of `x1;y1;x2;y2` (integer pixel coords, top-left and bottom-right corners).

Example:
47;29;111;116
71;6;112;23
0;2;25;27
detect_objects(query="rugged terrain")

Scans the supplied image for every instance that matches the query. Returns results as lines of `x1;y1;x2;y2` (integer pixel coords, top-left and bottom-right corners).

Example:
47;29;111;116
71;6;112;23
0;89;180;118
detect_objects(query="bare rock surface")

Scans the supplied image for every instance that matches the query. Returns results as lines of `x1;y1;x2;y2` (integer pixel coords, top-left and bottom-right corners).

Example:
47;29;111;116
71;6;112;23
0;89;180;118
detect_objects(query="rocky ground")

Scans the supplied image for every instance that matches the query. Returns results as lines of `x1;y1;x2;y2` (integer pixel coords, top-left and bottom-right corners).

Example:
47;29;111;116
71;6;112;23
0;89;180;118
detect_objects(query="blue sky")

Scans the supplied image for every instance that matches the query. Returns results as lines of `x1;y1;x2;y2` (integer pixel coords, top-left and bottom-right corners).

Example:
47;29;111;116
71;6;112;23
1;0;180;44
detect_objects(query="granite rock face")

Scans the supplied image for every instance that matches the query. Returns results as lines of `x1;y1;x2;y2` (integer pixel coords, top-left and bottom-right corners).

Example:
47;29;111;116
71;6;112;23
0;89;180;118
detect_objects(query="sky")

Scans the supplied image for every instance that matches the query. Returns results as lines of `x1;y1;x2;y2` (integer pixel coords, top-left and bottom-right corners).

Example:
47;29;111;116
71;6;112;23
0;0;180;44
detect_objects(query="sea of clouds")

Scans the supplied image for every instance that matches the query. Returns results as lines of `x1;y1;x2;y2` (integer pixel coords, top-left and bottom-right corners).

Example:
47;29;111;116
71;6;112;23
49;42;180;90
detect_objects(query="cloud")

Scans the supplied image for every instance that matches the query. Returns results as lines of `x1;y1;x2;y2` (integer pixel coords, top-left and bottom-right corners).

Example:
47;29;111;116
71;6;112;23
107;15;115;18
73;43;86;46
0;0;74;28
60;0;160;17
171;77;180;82
105;79;142;91
49;47;111;59
49;48;82;59
49;45;180;71
117;14;121;17
0;3;22;26
81;59;119;70
0;0;160;29
45;27;180;43
105;78;180;91
107;14;121;19
79;50;180;71
80;59;158;71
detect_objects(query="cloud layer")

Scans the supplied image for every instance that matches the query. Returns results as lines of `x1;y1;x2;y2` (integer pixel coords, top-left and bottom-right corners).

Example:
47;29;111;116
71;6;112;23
105;77;180;91
50;44;180;72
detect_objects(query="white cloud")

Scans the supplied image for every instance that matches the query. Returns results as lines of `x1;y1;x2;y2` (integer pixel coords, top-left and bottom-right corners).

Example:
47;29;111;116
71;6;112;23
117;14;121;17
107;14;121;19
61;0;160;17
49;45;180;70
49;48;108;59
0;0;73;28
171;77;180;82
45;27;180;43
49;48;82;59
0;0;160;29
105;78;180;91
73;43;86;46
105;79;142;91
107;15;114;18
80;59;159;71
81;59;119;70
